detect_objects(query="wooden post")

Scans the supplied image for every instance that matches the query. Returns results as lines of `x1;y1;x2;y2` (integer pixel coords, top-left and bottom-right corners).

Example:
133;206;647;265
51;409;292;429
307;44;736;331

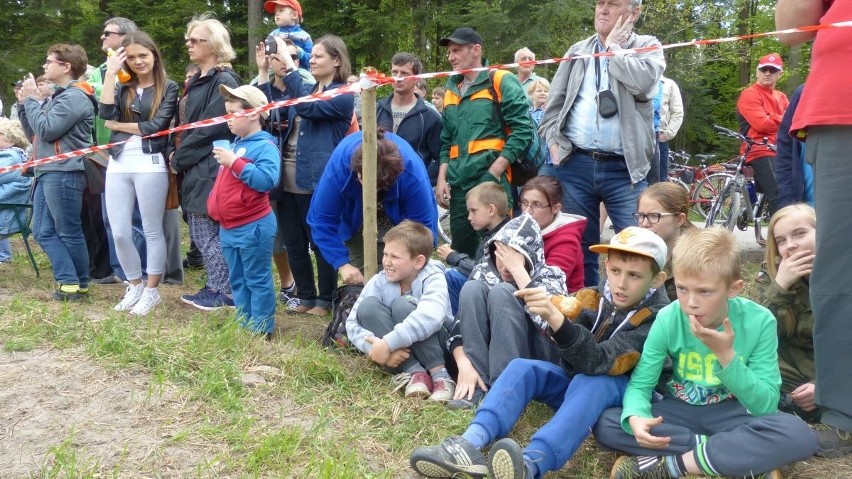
361;85;378;282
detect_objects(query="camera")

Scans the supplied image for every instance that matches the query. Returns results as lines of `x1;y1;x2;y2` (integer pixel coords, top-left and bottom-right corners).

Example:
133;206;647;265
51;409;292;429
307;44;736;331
264;38;277;55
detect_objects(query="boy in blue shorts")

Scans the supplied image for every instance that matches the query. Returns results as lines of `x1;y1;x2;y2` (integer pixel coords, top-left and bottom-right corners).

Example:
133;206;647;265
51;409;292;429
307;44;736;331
594;228;817;478
209;85;281;337
410;227;670;478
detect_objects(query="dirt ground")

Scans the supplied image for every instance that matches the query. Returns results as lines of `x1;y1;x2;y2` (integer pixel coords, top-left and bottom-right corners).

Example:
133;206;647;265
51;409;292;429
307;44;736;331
0;348;225;477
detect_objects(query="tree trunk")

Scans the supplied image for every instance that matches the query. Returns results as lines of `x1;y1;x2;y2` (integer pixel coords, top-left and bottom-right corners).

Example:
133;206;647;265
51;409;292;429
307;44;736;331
247;0;263;69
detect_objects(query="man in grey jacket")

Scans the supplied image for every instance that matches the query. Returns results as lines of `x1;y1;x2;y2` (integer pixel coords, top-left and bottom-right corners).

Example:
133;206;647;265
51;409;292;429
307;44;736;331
18;44;95;301
539;0;664;286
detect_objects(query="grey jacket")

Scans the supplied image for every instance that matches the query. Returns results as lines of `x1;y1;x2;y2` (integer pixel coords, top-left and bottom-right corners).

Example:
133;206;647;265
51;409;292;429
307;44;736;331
19;83;95;175
539;33;665;184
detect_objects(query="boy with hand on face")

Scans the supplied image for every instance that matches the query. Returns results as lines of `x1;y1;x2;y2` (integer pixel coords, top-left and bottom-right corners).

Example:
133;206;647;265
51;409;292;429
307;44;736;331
594;228;817;479
345;220;456;403
410;226;670;479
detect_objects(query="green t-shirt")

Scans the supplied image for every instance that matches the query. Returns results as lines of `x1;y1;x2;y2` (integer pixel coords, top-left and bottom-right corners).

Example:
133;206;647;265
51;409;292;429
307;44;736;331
620;297;781;433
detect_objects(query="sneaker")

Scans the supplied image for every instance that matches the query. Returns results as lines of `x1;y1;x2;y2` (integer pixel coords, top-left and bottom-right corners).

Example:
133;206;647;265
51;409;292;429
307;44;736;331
610;456;673;479
92;275;123;285
447;387;486;410
129;288;162;316
180;286;213;306
405;371;433;399
192;291;235;311
278;282;296;303
488;438;533;479
53;284;82;302
114;283;145;311
409;436;488;478
286;297;311;313
429;377;456;402
814;423;852;458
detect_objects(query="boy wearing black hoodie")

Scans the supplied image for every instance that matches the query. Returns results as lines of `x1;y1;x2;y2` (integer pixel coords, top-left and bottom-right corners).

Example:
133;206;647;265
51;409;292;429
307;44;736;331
411;227;670;479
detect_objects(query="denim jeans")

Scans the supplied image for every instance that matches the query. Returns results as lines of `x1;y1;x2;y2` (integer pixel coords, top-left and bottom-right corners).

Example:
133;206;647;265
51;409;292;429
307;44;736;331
32;171;90;286
553;152;646;286
658;140;670;183
472;359;628;477
445;268;468;315
0;239;11;262
220;212;277;334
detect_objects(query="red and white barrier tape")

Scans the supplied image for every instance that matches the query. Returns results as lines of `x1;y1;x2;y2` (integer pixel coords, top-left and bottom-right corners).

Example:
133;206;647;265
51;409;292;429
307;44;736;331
2;20;848;175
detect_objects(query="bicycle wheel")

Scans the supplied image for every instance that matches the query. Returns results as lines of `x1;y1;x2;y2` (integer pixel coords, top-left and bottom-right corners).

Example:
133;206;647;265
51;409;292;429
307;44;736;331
723;189;742;232
692;173;732;220
437;204;452;244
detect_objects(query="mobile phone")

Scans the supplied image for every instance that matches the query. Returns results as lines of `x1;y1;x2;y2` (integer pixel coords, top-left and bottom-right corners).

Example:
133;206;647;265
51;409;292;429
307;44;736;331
264;39;277;55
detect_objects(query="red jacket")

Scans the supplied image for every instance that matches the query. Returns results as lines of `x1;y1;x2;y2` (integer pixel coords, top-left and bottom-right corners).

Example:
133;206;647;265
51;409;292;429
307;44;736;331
736;82;789;162
542;213;587;293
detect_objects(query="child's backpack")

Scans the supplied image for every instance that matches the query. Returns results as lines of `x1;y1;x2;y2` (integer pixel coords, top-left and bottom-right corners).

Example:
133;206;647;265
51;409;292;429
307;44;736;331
322;284;364;349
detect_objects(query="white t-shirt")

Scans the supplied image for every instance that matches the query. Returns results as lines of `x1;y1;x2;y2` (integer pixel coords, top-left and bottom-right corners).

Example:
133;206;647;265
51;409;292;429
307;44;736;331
107;136;166;174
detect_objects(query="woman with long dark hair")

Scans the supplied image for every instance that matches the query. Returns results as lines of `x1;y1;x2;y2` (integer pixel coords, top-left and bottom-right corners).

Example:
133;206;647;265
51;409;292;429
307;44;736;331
99;31;178;315
273;34;354;315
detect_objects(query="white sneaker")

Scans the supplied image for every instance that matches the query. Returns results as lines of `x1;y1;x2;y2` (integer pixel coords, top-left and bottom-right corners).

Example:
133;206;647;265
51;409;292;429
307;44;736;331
114;283;145;311
130;287;162;316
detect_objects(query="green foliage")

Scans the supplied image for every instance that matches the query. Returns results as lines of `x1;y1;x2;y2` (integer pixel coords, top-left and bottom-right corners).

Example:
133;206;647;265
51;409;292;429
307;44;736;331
0;0;801;164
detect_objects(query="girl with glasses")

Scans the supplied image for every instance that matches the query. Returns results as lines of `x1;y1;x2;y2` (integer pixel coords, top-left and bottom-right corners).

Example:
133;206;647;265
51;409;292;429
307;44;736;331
634;182;696;299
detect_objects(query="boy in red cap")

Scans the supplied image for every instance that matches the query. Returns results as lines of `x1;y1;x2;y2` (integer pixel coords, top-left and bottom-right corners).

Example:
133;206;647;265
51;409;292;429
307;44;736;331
263;0;312;66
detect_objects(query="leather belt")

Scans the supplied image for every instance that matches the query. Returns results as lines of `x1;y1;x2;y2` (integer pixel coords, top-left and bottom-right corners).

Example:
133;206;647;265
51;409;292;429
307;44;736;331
574;148;624;161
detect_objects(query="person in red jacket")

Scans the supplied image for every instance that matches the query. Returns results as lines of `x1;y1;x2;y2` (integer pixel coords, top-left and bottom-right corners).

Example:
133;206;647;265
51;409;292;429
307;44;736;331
736;53;790;217
519;176;586;292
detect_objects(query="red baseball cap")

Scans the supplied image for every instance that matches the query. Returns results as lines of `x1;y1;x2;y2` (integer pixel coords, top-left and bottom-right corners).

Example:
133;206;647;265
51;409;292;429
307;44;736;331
263;0;302;17
757;53;783;72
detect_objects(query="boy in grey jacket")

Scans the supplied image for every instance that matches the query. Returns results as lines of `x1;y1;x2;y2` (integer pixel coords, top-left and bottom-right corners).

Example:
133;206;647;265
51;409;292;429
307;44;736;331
346;220;455;402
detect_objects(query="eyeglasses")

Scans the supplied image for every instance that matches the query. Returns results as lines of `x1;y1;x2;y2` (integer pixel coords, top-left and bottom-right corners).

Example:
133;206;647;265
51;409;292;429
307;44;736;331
101;31;123;38
520;200;551;211
633;212;677;224
44;58;68;67
758;67;780;74
185;37;209;46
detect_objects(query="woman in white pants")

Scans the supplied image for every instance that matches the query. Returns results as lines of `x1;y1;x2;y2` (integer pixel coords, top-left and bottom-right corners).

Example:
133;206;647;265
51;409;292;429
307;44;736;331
99;31;178;315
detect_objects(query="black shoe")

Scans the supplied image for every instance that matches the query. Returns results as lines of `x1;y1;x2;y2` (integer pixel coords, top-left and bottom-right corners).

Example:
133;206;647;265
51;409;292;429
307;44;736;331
610;456;673;479
53;290;83;302
410;436;488;478
446;387;485;410
92;275;123;285
488;438;533;479
814;423;852;458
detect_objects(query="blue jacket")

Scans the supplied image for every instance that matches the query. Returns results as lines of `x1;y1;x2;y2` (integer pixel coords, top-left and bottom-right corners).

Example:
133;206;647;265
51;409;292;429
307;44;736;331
776;84;805;209
283;73;354;191
266;25;313;66
307;132;438;270
0;147;32;236
376;93;442;171
207;130;280;229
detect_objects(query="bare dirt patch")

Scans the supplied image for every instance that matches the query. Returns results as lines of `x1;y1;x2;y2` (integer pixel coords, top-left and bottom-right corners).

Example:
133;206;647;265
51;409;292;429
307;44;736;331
0;348;226;477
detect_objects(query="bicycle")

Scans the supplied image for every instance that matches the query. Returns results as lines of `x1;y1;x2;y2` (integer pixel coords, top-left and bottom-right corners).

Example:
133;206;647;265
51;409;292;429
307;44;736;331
704;125;773;246
437;202;451;244
667;151;735;219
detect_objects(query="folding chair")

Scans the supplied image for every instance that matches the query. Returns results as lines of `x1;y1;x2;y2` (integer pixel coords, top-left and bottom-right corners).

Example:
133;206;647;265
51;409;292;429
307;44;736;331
0;201;39;277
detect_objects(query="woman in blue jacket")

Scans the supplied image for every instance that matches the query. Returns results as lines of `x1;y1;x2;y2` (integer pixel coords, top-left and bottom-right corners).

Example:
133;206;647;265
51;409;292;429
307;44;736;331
276;34;354;315
308;130;437;286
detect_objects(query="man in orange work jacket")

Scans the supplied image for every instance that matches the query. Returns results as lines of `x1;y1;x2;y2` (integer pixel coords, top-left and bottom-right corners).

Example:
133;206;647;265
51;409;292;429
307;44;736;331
435;27;535;257
736;52;789;217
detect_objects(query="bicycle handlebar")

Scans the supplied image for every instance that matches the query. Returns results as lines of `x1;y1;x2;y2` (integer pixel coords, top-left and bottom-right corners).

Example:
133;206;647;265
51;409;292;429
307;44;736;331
713;124;777;151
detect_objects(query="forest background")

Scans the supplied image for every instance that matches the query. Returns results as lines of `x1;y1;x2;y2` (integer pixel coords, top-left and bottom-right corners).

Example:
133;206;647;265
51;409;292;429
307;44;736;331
0;0;807;157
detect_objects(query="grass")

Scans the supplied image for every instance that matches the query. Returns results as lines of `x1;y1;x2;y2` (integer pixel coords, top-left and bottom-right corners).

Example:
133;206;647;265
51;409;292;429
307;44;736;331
0;236;849;478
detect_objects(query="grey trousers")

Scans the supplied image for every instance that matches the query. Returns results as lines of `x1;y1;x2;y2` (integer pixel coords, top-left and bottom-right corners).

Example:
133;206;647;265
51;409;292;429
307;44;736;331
593;399;817;477
457;281;560;386
356;295;446;373
807;125;852;433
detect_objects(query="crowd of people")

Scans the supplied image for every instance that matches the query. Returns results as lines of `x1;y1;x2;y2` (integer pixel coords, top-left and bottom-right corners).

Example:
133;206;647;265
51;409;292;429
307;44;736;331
1;0;850;476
